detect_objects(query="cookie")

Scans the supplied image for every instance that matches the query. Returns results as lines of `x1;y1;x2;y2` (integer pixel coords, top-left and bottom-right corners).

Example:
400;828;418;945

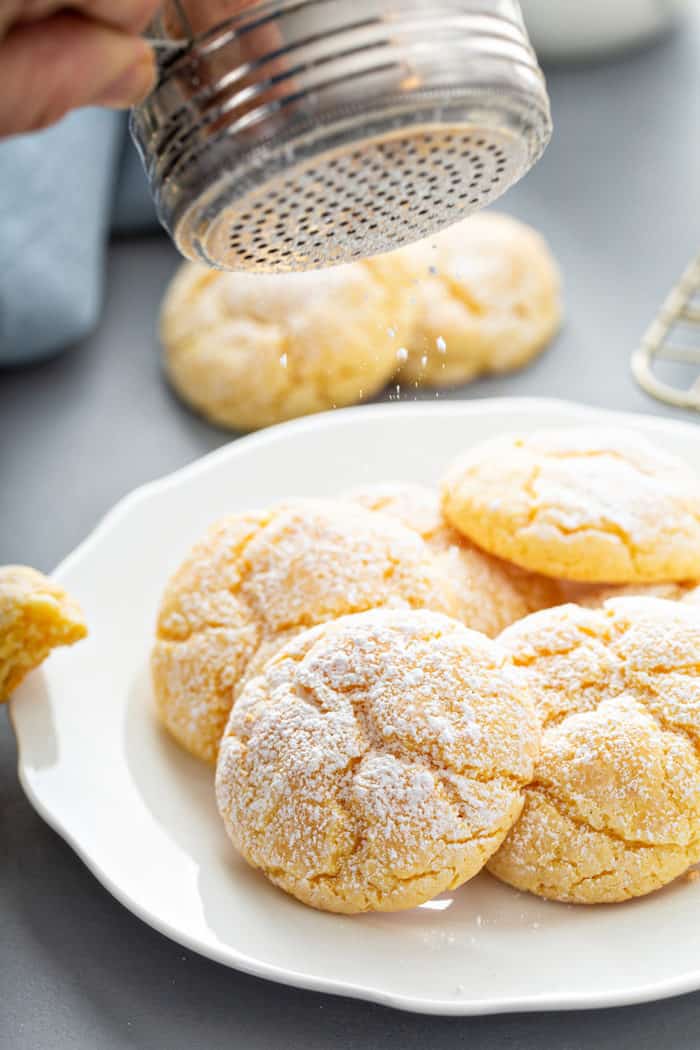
216;608;540;913
488;598;700;903
567;580;700;609
0;566;87;699
346;482;562;637
151;500;455;763
442;427;700;583
393;212;561;387
160;256;415;431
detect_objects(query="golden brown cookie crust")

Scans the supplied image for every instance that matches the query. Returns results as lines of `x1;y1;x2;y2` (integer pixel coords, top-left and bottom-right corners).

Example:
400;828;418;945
442;427;700;583
488;597;700;903
216;609;540;913
0;565;87;700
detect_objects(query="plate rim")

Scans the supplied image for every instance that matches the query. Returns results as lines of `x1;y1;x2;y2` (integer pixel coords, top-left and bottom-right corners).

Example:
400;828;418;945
11;397;700;1016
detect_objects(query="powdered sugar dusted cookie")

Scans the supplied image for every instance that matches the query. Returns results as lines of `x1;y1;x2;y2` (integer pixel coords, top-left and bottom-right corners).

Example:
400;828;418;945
488;597;700;903
151;500;455;763
442;427;700;583
346;482;562;637
394;212;561;387
216;608;540;913
567;579;700;609
0;566;87;700
160;257;415;431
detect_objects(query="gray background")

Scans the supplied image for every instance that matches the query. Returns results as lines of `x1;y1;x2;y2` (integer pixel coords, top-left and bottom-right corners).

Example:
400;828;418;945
2;13;700;1048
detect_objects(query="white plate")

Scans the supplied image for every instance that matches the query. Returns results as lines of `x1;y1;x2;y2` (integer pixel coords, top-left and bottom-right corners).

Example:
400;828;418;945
10;398;700;1016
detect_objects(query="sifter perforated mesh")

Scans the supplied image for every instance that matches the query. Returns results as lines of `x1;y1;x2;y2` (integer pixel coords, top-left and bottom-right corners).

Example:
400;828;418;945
201;127;519;271
133;1;551;272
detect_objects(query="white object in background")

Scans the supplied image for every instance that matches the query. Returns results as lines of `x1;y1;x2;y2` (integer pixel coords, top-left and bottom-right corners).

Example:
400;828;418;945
10;399;700;1016
519;0;690;59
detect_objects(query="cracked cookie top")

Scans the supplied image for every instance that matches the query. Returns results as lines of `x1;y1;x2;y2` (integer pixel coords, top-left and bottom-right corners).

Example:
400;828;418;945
392;212;562;388
488;597;700;903
441;427;700;583
215;608;540;913
160;256;415;431
345;481;563;637
151;500;456;764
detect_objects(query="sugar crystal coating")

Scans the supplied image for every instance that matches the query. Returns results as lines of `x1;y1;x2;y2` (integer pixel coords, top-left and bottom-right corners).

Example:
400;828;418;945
160;256;416;431
442;427;700;583
216;609;540;913
489;597;700;903
346;481;562;636
151;500;455;762
393;213;561;387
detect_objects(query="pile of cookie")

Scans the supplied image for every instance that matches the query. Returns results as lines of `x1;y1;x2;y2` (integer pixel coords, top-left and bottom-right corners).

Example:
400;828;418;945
159;212;562;431
152;425;700;913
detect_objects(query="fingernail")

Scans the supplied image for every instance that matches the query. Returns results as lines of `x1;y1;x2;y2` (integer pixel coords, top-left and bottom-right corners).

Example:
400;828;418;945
94;50;156;108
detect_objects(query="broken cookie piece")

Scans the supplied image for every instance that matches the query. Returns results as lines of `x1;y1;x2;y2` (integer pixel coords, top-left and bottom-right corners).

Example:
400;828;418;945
0;566;87;699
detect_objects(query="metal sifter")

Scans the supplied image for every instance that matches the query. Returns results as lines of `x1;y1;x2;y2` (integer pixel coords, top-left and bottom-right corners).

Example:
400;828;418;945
132;0;551;273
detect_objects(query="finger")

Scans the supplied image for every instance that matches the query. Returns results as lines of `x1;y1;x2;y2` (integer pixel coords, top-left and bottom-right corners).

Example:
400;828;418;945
0;13;156;137
1;0;161;36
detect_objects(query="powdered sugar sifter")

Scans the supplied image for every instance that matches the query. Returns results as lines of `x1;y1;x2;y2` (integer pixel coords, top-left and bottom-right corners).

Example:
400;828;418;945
132;0;551;272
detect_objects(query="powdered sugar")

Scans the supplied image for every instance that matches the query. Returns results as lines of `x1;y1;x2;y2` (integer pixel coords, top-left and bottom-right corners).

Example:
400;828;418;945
490;597;700;902
216;609;540;912
443;428;700;583
345;481;563;637
152;499;455;762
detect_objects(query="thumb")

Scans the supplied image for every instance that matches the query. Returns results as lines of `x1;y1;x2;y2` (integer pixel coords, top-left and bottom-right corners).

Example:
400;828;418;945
0;12;156;138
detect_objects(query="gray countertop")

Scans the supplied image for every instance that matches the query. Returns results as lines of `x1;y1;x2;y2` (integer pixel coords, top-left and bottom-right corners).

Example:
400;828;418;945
2;15;700;1049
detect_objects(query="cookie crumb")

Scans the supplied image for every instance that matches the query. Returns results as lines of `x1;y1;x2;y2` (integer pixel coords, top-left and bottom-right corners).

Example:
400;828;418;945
0;566;87;699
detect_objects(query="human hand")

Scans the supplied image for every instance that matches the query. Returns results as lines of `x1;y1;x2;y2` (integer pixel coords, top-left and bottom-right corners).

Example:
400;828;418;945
0;1;161;138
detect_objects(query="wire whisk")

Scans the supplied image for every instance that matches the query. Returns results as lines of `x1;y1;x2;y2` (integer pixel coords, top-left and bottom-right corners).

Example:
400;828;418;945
632;254;700;411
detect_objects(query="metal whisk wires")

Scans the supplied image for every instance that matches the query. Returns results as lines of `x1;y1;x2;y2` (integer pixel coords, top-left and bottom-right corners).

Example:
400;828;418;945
632;255;700;411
